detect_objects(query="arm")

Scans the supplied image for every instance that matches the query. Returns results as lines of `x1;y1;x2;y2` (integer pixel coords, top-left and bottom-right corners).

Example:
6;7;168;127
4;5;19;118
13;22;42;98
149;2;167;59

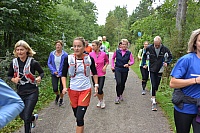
128;52;134;66
0;79;24;129
138;49;142;60
33;60;44;84
7;62;21;84
90;57;98;96
102;53;109;72
111;52;116;69
170;77;196;89
166;48;173;64
61;57;69;94
47;53;57;75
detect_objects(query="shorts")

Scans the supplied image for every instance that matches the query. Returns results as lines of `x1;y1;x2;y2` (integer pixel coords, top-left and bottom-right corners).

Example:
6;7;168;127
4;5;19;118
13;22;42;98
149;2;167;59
68;88;91;108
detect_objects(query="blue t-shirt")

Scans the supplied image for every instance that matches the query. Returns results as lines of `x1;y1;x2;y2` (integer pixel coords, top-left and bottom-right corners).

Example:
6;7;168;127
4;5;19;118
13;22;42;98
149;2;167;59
170;53;200;114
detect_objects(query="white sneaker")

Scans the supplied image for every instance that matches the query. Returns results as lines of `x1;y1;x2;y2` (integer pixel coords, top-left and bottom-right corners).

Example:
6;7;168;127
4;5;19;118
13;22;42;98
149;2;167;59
101;100;105;109
97;101;101;108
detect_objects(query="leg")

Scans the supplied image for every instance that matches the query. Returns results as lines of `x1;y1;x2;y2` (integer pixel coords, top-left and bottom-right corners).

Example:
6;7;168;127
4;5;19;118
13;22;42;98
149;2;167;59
120;72;128;96
156;73;163;92
76;89;91;133
192;115;200;133
174;109;194;133
52;75;60;104
59;77;64;106
76;106;87;133
150;72;157;97
98;76;106;108
115;70;122;97
114;70;122;103
20;90;38;133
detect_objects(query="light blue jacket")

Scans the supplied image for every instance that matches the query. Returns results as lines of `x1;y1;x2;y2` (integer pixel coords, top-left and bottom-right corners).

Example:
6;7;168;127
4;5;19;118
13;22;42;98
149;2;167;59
47;50;68;77
0;79;24;129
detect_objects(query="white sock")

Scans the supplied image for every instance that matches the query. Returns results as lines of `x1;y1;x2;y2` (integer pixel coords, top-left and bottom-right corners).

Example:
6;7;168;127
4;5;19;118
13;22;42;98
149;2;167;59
151;98;156;103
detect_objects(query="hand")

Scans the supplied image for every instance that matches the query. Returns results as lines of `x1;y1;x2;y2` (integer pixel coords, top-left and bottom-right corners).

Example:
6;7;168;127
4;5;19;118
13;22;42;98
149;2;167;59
143;65;147;69
93;86;98;97
111;67;115;71
62;88;68;95
124;64;129;68
35;76;41;84
102;66;106;72
54;71;58;75
163;62;168;67
12;76;21;84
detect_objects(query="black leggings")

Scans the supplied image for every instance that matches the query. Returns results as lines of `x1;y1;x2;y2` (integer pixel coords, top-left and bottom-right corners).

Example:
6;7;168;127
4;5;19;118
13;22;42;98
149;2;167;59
51;75;63;93
174;109;200;133
92;76;105;95
115;70;128;97
19;90;38;133
72;106;87;126
140;66;149;90
149;72;162;96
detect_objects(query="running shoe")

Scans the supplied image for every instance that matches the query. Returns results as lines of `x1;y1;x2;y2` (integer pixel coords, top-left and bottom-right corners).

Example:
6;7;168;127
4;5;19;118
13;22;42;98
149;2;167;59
101;100;105;109
59;99;64;106
115;97;120;104
152;103;157;111
119;95;124;101
97;100;101;108
55;94;60;104
142;90;146;95
32;114;38;128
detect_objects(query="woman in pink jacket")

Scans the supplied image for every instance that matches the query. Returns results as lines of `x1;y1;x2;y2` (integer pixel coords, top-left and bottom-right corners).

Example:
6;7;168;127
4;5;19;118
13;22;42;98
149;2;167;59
89;40;109;109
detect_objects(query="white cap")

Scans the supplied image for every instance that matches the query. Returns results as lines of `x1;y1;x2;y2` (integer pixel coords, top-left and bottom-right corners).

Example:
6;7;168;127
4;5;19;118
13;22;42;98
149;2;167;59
98;36;102;41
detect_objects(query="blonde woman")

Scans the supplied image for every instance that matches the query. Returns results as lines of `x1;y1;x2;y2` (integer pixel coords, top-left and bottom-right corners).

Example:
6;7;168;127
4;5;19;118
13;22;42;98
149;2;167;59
170;29;200;133
111;39;134;104
8;40;44;133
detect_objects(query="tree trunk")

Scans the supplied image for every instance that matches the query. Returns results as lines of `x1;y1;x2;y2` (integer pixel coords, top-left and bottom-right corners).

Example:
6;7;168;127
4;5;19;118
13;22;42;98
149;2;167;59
176;0;188;57
176;0;188;32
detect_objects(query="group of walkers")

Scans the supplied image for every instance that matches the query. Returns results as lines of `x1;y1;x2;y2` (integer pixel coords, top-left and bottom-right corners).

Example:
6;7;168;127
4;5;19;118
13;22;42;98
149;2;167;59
1;29;200;133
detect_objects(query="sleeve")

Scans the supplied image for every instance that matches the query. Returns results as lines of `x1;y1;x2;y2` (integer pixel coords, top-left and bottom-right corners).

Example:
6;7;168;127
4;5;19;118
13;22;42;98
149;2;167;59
90;56;97;75
104;53;109;64
129;52;134;66
142;47;148;66
7;62;14;80
170;57;188;79
166;47;173;64
47;53;57;74
111;51;116;68
108;42;110;49
33;60;44;79
62;57;69;77
138;49;142;59
0;79;24;129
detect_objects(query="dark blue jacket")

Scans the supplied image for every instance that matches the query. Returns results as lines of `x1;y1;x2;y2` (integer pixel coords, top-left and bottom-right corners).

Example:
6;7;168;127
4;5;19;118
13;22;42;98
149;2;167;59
115;49;131;72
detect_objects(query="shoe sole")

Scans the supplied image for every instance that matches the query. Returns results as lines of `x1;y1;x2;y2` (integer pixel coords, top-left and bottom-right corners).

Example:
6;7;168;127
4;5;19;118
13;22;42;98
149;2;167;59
152;108;157;111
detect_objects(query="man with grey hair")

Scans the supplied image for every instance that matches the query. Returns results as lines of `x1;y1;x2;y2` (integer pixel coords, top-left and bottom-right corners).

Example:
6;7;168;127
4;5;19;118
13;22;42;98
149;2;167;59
142;36;172;111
